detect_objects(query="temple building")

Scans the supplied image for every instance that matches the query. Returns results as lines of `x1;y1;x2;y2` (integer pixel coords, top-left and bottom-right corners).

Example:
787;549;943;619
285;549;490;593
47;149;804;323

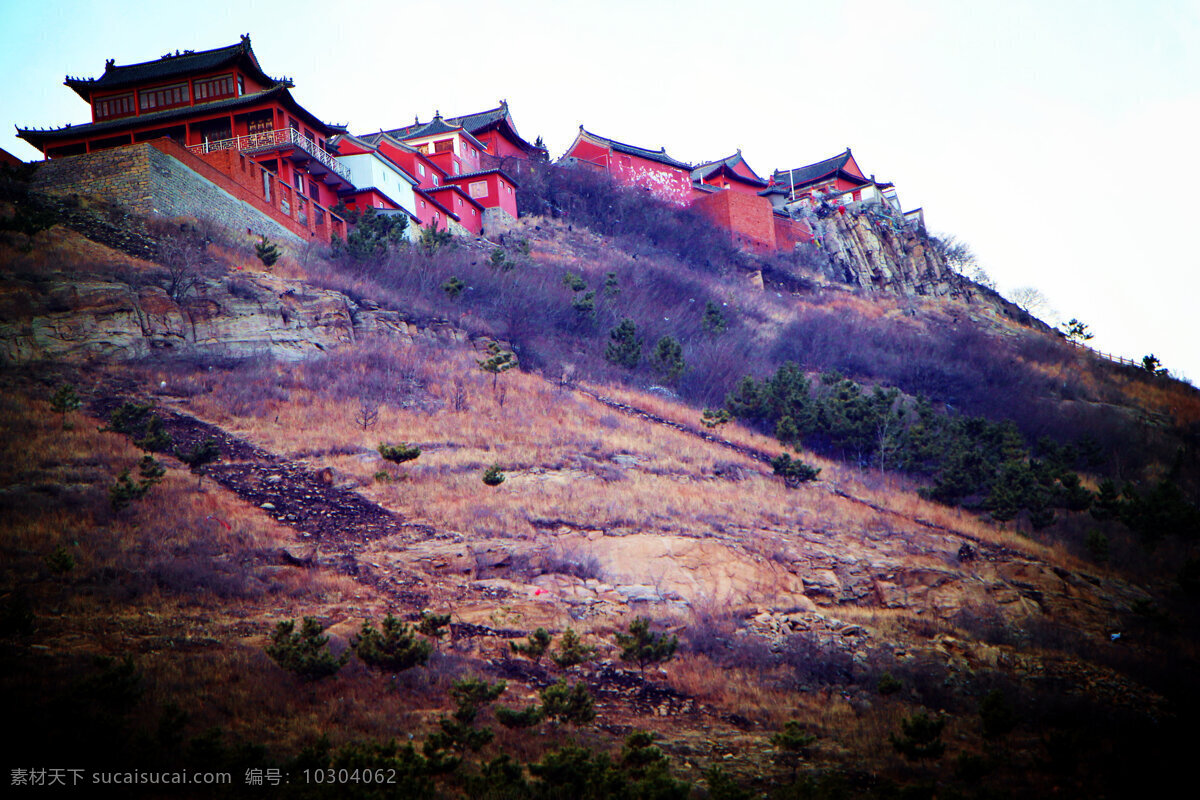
18;36;351;242
560;127;695;206
385;101;546;168
369;111;521;235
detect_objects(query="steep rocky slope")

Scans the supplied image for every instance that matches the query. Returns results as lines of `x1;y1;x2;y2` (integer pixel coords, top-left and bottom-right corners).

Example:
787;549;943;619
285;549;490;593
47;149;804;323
810;206;967;296
3;185;1198;798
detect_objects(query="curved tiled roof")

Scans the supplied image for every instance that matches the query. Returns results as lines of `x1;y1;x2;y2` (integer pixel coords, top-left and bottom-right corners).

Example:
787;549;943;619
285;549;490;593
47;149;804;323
18;85;344;148
382;116;487;151
771;149;867;190
692;152;768;186
577;127;691;170
64;35;284;101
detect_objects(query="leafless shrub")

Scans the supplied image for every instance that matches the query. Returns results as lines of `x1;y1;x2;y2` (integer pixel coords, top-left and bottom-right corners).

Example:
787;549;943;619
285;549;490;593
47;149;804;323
451;377;468;412
684;602;743;659
146;218;222;302
354;398;380;431
543;542;603;581
951;601;1016;646
225;277;259;301
779;631;855;686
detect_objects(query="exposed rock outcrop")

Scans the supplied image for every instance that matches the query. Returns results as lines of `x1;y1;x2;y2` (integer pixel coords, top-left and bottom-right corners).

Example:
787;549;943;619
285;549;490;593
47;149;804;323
0;270;471;363
809;206;969;297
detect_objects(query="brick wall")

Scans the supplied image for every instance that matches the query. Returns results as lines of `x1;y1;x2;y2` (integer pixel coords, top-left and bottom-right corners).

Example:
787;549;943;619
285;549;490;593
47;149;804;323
32;145;154;213
31;141;303;245
692;190;776;251
773;215;813;251
144;141;302;243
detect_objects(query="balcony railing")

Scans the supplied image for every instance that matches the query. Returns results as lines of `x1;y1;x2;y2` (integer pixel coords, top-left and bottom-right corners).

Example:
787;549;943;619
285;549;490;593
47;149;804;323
189;128;349;181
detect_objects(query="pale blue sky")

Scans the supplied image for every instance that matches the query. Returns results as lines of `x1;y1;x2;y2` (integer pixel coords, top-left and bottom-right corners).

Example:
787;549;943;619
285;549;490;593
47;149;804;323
2;0;1197;381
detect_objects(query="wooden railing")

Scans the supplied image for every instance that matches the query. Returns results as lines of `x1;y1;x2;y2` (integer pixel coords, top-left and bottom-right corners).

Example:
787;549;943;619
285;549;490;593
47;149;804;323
188;128;349;180
1067;339;1139;368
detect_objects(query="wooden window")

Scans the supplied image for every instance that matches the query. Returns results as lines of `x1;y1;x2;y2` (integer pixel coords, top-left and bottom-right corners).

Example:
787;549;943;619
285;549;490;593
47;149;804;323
431;175;438;186
237;75;244;96
247;113;273;135
139;83;189;112
434;139;453;154
193;74;235;101
294;172;305;192
309;180;320;200
95;93;134;120
468;180;488;199
418;163;426;177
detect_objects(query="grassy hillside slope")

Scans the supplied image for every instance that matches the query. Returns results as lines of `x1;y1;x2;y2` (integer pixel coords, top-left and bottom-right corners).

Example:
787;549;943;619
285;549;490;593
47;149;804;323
2;165;1199;797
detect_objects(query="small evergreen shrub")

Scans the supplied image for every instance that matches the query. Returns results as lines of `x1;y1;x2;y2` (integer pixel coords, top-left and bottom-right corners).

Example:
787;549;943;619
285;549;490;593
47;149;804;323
539;679;595;726
771;453;821;486
890;711;946;761
266;617;349;682
550;628;596;668
605;319;641;368
49;384;82;428
650;336;686;382
615;616;678;674
482;464;506;486
255;236;281;267
510;628;552;663
378;442;421;464
353;614;432;673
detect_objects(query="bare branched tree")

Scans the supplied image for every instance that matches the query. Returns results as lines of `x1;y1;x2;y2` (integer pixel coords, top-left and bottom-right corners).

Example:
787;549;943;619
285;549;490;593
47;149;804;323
354;398;380;431
148;219;218;303
1010;286;1052;319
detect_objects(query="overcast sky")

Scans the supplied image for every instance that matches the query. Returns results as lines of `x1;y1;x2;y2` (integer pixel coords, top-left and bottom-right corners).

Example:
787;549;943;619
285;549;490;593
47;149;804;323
2;0;1197;381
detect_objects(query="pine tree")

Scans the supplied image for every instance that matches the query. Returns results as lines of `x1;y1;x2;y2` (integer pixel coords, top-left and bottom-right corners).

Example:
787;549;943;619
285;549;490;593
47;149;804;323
771;721;816;781
176;438;220;488
539;679;595;726
255;236;281;267
416;611;451;643
701;300;727;334
266;617;349;682
482;464;506;486
550;628;596;668
49;384;82;428
353;614;432;673
477;342;518;391
605;319;641;368
426;677;507;753
378;442;421;464
650;336;686;382
890;711;946;761
771;453;820;487
615;617;677;674
510;628;552;663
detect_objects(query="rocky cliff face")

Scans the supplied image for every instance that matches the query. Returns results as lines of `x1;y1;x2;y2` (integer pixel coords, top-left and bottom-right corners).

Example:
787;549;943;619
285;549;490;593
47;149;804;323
0;270;471;364
807;206;969;297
